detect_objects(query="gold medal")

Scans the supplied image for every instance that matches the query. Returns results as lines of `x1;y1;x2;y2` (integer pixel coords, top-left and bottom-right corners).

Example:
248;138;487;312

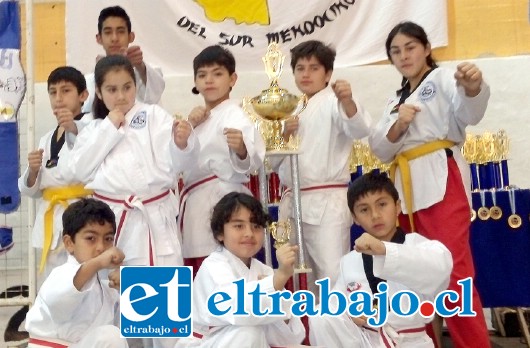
489;206;502;220
478;207;490;221
508;214;522;228
470;209;476;222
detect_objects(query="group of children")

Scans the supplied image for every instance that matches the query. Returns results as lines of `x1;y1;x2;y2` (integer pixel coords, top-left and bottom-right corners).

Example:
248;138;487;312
16;5;492;348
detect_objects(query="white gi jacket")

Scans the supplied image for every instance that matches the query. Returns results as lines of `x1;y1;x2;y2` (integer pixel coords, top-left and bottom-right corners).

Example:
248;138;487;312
82;63;165;113
369;67;490;213
309;232;453;348
18;129;85;251
277;85;371;224
179;99;265;258
25;255;119;344
59;102;199;265
176;247;305;347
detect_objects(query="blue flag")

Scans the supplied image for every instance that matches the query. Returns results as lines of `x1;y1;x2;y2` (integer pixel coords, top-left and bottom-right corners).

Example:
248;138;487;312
0;0;26;213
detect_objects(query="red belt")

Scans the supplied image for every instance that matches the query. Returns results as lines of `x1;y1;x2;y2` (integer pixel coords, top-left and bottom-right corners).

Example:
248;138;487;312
94;190;170;266
29;338;68;348
178;175;218;232
379;325;426;348
283;183;349;197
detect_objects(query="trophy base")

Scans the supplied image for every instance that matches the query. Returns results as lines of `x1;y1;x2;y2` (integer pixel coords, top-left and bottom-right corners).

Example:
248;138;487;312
266;149;301;156
294;265;312;274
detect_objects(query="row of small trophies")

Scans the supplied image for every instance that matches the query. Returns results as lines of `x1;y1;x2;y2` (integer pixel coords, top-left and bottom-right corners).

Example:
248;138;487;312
461;130;522;228
462;130;510;191
349;140;390;180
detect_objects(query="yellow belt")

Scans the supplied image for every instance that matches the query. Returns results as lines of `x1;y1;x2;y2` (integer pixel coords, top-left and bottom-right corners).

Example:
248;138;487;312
41;185;94;272
389;140;455;232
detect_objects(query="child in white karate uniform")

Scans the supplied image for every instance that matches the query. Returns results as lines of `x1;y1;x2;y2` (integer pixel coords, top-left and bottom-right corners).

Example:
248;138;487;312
277;40;371;296
309;172;452;348
179;45;265;276
60;54;197;268
19;66;92;275
26;198;128;348
59;55;197;348
176;192;305;348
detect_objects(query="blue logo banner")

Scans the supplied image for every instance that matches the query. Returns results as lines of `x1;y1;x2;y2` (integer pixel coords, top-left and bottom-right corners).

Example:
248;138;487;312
120;266;193;338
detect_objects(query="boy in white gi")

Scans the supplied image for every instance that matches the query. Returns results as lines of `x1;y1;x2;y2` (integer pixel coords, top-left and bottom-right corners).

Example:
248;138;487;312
179;45;265;276
26;198;128;348
309;171;452;348
175;192;305;348
82;5;165;113
278;40;371;295
19;66;93;275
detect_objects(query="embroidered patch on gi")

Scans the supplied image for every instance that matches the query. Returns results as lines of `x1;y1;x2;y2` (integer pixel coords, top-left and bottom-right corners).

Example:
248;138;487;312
419;81;436;101
130;111;147;129
347;282;361;292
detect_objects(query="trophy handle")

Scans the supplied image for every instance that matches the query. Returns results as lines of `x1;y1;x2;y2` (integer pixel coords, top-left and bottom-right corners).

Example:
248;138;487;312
292;94;308;118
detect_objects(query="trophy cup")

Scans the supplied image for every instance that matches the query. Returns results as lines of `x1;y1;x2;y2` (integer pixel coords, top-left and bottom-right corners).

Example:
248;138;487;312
247;43;307;152
268;221;291;249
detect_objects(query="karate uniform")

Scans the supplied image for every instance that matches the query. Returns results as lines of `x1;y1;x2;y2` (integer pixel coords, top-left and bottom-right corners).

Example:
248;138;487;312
18;120;91;276
82;63;165;113
59;102;198;267
276;86;371;294
25;255;127;348
179;99;265;259
175;247;305;348
309;232;452;348
368;67;491;347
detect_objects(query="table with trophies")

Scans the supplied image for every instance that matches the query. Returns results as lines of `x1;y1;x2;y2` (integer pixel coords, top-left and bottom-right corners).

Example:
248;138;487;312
461;131;530;309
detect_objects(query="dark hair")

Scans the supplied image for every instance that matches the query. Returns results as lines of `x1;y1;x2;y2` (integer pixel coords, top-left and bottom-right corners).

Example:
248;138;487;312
210;192;270;244
92;55;136;119
347;171;399;213
62;198;116;240
290;40;335;73
98;6;131;34
385;21;438;69
47;66;87;94
193;45;236;78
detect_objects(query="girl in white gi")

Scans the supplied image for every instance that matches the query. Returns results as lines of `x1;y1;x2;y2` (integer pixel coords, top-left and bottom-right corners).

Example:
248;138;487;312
19;66;92;275
179;45;265;276
82;5;165;113
60;55;197;268
59;58;194;348
368;21;491;348
26;198;128;348
175;192;305;348
278;40;371;295
309;171;452;348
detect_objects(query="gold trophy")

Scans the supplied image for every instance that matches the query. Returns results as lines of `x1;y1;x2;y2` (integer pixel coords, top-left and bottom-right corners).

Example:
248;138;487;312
247;43;307;152
268;221;291;249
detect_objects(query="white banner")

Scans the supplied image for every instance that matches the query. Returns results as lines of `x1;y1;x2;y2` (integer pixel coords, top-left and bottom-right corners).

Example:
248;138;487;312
66;0;447;76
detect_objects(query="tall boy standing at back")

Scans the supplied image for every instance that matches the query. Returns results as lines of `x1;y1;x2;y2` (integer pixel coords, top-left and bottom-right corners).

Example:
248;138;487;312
82;5;165;113
277;40;371;294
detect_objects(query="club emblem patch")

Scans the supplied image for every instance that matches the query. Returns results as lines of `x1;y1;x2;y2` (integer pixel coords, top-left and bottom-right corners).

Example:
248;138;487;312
419;81;436;101
130;111;147;129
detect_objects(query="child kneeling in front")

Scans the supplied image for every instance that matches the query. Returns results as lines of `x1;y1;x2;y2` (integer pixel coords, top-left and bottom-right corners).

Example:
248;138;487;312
175;192;306;348
26;198;128;348
309;171;452;348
